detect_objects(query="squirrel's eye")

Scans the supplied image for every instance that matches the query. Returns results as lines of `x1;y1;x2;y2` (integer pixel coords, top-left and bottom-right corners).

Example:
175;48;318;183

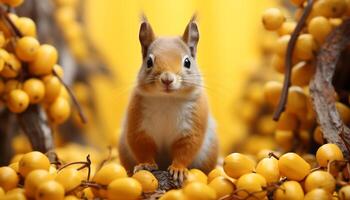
184;57;191;69
146;57;153;68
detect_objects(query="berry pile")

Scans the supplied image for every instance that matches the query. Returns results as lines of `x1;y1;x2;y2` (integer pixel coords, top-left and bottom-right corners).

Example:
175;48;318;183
0;143;349;200
262;0;350;152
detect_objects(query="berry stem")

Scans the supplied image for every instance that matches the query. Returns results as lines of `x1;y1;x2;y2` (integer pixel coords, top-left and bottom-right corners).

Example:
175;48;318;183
268;152;280;160
273;0;314;121
52;69;87;124
58;161;87;172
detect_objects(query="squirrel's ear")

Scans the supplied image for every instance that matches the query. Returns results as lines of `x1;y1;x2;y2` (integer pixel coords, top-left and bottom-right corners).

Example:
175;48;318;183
182;14;199;57
139;14;155;58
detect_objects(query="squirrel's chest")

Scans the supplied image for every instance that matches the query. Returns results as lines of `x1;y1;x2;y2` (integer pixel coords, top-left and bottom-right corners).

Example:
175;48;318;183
139;98;194;150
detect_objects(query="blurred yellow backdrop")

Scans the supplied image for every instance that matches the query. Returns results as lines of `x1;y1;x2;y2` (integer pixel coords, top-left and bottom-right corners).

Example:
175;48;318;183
85;0;276;154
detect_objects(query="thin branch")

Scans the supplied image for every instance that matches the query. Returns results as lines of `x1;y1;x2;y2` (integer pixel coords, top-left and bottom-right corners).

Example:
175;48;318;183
53;70;87;124
273;0;314;121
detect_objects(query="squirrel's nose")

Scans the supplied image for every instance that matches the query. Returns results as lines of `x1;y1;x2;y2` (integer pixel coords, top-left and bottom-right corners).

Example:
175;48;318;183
160;73;175;86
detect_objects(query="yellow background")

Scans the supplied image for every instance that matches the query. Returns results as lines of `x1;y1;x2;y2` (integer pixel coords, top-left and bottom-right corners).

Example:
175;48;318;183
85;0;276;154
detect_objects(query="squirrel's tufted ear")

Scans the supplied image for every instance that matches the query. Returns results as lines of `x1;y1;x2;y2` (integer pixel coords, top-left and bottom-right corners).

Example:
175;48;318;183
182;14;199;58
139;14;155;58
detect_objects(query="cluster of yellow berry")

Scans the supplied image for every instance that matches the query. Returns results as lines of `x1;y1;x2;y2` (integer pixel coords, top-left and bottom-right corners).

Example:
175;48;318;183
262;0;350;151
1;143;348;200
0;0;72;125
54;0;88;61
234;68;279;155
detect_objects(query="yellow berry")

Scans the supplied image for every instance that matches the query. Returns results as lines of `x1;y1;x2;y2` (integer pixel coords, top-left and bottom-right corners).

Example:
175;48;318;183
0;187;3;196
93;163;127;185
55;168;83;192
236;173;267;200
132;170;158;193
42;76;62;102
304;188;332;200
256;157;280;183
15;36;40;62
1;54;21;78
185;169;208;185
208;176;235;199
64;195;79;200
313;126;325;145
107;177;142;200
7;89;29;113
308;16;332;44
262;8;286;31
183;182;217;200
23;78;45;104
271;54;285;73
286;86;307;115
313;0;347;18
159;189;186;200
4;79;21;94
316;143;344;167
16;17;36;37
277;112;298;131
295;34;317;61
278;21;297;36
36;180;64;200
275;130;294;151
278;152;311;181
29;44;58;76
19;151;50;177
9;162;19;173
264;81;282;107
48;96;71;124
207;167;227;182
335;102;350;124
0;167;19;191
223;153;255;179
24;169;53;198
275;35;291;56
305;170;336;193
3;188;26;200
274;181;304;200
339;185;350;200
291;61;316;86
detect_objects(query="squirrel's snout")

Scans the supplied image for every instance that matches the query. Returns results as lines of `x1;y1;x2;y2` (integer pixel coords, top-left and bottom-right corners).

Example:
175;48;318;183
160;72;175;86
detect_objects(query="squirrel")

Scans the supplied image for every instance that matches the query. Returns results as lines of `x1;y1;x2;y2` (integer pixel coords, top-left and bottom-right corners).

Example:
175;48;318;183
118;15;218;183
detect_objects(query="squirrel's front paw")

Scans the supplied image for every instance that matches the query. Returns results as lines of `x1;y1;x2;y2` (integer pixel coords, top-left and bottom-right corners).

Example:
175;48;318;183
168;165;189;184
133;163;158;174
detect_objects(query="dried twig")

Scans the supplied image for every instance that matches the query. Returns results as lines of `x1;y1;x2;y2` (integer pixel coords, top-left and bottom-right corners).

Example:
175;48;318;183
53;70;87;124
273;0;314;121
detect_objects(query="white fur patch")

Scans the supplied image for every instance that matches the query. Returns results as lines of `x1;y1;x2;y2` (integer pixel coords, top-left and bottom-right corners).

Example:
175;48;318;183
139;96;194;151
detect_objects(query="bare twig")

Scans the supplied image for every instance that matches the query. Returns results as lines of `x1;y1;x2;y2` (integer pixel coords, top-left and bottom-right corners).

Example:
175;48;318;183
53;69;87;124
273;0;314;121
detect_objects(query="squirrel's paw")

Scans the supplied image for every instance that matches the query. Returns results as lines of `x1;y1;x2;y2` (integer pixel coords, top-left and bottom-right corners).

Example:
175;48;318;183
168;165;189;184
133;163;158;174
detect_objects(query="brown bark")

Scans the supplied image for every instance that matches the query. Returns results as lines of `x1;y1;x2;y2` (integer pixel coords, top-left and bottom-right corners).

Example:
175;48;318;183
310;19;350;159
